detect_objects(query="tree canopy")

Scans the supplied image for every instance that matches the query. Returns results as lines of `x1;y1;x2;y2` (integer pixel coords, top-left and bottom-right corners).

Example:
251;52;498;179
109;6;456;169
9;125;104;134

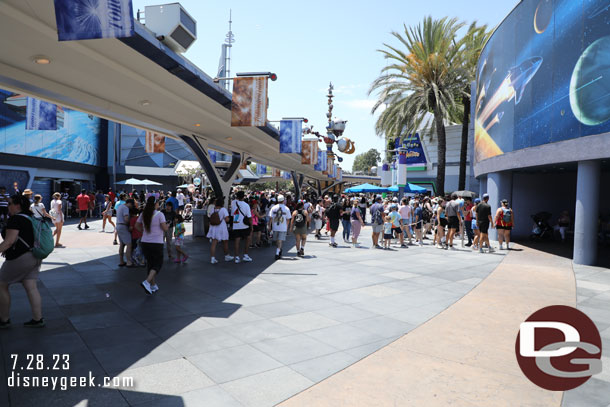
352;148;381;174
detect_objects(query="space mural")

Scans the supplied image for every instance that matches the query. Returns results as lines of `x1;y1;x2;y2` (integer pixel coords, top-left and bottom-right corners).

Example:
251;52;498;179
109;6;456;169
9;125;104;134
474;0;610;163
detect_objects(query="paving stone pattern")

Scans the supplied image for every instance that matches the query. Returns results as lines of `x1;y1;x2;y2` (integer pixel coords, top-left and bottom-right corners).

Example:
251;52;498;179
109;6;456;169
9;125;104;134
0;219;506;407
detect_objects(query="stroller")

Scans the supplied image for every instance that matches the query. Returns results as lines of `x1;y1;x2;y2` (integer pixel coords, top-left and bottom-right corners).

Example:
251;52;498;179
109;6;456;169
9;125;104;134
183;203;193;222
530;211;553;240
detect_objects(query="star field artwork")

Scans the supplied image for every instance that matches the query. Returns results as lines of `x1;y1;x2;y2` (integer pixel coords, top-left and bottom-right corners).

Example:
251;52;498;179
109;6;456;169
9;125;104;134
474;0;610;163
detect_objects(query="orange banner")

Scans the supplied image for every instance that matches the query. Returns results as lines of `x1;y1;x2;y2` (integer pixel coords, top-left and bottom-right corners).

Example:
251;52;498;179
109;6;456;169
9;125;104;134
301;139;319;165
145;131;165;153
231;77;268;127
272;168;281;177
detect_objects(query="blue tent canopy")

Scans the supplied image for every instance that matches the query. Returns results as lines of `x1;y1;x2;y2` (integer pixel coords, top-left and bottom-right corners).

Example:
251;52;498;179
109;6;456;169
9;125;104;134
344;183;385;193
387;183;427;193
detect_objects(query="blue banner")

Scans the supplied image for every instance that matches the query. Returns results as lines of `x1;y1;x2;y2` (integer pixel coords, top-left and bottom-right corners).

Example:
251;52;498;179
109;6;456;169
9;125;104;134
54;0;135;41
279;120;302;153
402;133;427;167
209;150;217;163
314;151;324;171
26;97;57;130
256;164;267;176
282;171;292;180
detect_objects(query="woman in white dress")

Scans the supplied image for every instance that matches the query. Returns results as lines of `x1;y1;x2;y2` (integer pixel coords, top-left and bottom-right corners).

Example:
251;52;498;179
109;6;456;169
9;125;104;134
50;192;64;248
313;198;324;239
206;197;231;264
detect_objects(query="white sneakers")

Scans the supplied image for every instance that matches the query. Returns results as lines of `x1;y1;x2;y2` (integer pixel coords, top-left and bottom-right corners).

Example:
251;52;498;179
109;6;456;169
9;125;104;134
211;258;219;264
234;254;253;264
151;284;159;293
224;255;234;262
141;280;152;295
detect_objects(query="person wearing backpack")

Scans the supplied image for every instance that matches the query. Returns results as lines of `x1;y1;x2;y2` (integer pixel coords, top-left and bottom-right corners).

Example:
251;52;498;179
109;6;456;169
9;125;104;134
230;190;253;264
495;199;514;250
369;195;385;249
269;194;292;260
325;195;343;247
0;194;46;328
207;197;231;264
290;201;309;257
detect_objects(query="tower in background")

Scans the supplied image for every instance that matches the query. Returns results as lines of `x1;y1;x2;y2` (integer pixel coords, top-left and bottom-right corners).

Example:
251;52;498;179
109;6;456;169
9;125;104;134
217;10;235;91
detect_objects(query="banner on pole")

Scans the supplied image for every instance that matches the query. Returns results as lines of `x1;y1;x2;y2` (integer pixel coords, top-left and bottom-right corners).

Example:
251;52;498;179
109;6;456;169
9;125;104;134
282;171;292;180
279;120;302;153
314;151;324;171
54;0;135;41
231;77;268;126
301;139;318;164
26;97;57;130
145;131;165;153
381;162;391;186
337;167;342;182
272;168;281;177
256;164;267;176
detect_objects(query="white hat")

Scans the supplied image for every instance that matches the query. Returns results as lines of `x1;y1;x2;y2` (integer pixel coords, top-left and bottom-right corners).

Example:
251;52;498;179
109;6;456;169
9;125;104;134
277;194;285;202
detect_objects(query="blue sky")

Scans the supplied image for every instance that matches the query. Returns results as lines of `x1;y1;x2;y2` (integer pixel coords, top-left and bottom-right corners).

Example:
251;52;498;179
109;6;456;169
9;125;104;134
132;0;519;171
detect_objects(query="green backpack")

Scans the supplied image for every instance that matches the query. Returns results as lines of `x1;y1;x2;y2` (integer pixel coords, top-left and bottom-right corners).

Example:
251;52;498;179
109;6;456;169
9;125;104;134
18;214;54;259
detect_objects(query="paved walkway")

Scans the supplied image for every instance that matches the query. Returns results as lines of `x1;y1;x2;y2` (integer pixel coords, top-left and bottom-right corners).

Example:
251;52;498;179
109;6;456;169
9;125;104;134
0;220;504;406
0;219;608;406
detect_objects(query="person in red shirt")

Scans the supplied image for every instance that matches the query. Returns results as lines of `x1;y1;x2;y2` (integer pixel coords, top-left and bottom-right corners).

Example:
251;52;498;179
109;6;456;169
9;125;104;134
76;190;91;230
463;197;474;247
108;188;116;205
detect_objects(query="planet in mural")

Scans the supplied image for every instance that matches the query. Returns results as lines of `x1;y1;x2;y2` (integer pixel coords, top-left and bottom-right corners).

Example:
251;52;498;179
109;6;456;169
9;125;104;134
534;0;552;34
569;36;610;126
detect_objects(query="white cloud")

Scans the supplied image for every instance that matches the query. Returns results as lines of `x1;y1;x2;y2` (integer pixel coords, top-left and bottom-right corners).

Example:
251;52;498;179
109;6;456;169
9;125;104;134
342;99;377;110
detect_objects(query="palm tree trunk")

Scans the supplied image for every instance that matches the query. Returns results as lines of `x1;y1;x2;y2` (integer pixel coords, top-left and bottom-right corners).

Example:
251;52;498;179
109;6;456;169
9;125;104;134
433;107;446;196
458;95;470;190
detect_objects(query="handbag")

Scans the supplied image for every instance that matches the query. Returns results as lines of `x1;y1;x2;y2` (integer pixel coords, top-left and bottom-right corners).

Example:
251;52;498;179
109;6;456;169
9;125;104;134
236;201;252;227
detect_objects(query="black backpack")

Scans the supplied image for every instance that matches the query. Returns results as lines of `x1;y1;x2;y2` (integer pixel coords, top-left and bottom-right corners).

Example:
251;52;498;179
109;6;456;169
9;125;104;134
294;210;306;228
372;206;383;225
325;203;339;219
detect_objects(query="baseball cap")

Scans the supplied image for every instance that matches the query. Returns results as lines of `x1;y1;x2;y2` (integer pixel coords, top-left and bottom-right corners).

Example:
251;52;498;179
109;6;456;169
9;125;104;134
277;194;285;202
392;197;398;202
474;198;481;204
483;193;489;199
501;199;508;204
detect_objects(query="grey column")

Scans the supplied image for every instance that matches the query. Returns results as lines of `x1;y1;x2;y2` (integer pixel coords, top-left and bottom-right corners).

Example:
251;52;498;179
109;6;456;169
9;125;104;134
574;160;600;265
478;175;487;198
486;171;512;241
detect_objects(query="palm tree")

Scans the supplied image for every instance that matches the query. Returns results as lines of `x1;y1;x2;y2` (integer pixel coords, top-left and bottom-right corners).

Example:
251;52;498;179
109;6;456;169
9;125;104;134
457;23;491;190
369;16;466;195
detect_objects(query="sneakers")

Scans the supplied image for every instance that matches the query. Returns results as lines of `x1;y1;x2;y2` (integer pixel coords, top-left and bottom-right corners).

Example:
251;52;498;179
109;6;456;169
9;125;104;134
84;225;90;229
77;225;82;230
141;280;153;295
211;258;219;264
182;255;189;263
479;248;484;253
488;247;496;253
173;258;182;263
235;257;241;264
242;254;253;262
24;318;45;328
329;242;338;247
99;229;105;233
151;284;159;293
113;240;118;245
400;244;408;248
224;255;234;262
499;243;504;250
0;319;11;329
298;248;305;257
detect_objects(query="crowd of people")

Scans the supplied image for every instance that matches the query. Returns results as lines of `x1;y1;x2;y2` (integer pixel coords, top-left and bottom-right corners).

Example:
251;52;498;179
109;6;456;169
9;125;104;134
1;179;606;329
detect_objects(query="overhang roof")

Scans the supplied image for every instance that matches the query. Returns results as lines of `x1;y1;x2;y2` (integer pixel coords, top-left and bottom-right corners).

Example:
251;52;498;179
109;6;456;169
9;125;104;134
0;1;325;180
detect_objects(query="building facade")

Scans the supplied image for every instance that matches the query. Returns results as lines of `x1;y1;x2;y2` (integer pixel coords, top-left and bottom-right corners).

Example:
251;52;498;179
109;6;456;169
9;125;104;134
473;0;610;265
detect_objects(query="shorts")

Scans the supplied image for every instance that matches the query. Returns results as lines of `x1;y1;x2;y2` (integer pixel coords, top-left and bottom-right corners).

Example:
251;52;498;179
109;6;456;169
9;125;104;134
179;205;184;211
231;228;251;239
496;225;512;231
392;227;402;234
472;220;478;230
252;224;263;233
293;226;307;236
273;231;287;241
478;221;490;234
0;252;41;284
314;219;323;230
141;242;164;273
116;225;131;245
383;233;393;240
439;218;448;227
175;236;184;246
79;210;88;218
0;206;8;217
372;224;383;234
448;216;459;230
329;219;340;231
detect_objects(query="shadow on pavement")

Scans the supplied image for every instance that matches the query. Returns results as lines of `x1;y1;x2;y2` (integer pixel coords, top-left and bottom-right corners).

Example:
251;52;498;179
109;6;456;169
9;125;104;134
0;231;298;406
